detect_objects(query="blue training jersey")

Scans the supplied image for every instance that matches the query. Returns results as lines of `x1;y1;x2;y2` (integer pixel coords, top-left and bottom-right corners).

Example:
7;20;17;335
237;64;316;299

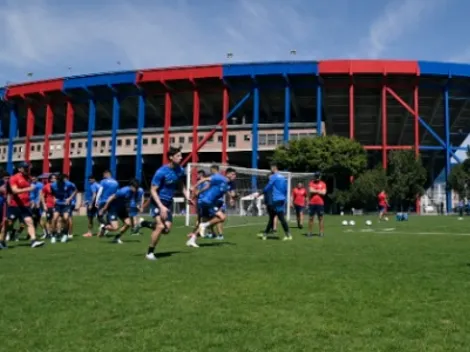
85;182;101;205
110;186;136;209
130;187;144;208
30;181;43;205
151;164;185;203
263;172;287;203
51;181;77;206
98;177;119;205
0;179;5;206
200;173;230;205
69;182;77;206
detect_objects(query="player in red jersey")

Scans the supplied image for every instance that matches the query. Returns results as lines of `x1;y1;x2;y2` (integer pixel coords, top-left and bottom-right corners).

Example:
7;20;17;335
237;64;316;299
308;172;327;237
377;190;389;221
6;162;44;248
40;174;57;240
0;171;10;249
291;182;307;229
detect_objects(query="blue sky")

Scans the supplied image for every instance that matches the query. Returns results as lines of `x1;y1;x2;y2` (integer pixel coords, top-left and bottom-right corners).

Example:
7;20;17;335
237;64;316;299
0;0;468;85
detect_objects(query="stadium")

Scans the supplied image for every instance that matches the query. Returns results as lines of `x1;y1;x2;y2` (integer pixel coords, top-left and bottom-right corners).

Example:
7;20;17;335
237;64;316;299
0;59;469;213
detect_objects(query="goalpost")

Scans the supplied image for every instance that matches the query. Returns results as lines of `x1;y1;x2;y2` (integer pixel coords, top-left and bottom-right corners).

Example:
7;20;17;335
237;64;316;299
184;163;315;227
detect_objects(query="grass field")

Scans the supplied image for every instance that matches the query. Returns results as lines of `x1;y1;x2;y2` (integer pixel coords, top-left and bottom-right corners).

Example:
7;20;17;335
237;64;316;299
1;215;470;352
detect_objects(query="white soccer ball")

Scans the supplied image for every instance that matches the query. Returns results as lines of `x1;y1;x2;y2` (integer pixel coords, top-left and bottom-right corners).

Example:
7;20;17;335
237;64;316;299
340;211;344;216
342;220;348;226
349;220;355;226
384;217;389;221
365;220;372;226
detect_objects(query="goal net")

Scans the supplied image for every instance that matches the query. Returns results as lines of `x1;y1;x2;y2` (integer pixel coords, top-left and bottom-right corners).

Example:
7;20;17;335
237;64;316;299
184;163;316;228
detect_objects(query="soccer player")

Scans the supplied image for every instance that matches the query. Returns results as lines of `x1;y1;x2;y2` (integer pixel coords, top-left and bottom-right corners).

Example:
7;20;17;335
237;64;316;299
30;176;43;230
142;146;190;260
82;175;101;237
99;179;139;244
95;170;119;235
64;175;77;238
377;189;389;221
40;173;56;239
0;171;9;249
292;182;307;229
129;185;145;235
5;162;44;248
257;163;291;241
307;172;327;237
189;166;237;247
50;173;77;243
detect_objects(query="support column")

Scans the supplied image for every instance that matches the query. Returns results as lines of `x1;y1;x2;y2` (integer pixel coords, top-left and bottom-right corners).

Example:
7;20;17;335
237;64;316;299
252;87;259;191
382;84;387;169
316;83;322;136
413;84;420;214
7;105;17;174
25;104;35;162
43;103;54;174
284;85;290;142
163;92;171;164
191;90;200;165
444;85;451;213
110;95;120;178
222;88;229;163
63;100;74;175
135;94;145;181
84;99;96;192
349;82;355;140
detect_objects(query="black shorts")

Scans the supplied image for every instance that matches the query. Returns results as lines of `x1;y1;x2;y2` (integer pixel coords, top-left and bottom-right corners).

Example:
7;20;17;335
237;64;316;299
308;205;324;217
7;206;33;222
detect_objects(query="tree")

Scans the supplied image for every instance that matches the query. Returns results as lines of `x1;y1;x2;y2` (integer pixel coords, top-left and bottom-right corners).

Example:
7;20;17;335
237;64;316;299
349;167;388;209
448;164;470;199
387;150;427;210
271;135;367;179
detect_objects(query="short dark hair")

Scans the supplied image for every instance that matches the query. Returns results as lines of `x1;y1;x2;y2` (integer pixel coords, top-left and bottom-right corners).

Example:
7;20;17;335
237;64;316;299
167;145;182;159
226;167;236;174
211;164;219;171
129;178;140;188
88;175;95;180
197;170;206;176
270;162;278;169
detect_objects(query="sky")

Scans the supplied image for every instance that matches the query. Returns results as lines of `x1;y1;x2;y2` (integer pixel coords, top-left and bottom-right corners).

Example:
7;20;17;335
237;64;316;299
0;0;469;85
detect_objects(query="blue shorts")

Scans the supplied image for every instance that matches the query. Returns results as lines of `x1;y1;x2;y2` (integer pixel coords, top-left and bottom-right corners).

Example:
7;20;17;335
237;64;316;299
107;205;129;222
68;204;76;216
379;205;387;212
7;206;33;222
295;205;305;214
87;204;98;218
129;206;139;217
198;202;221;219
150;200;173;222
308;205;324;217
54;204;71;216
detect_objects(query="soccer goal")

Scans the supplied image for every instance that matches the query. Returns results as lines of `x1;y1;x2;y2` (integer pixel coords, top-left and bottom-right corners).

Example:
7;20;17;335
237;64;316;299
184;163;315;227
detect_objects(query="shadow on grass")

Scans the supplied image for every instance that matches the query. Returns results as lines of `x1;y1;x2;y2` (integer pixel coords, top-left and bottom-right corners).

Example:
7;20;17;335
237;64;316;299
134;251;183;258
197;242;236;247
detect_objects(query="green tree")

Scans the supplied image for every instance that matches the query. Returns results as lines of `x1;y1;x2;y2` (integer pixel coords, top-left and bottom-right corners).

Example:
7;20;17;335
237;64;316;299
387;150;427;210
271;135;367;178
349;167;388;209
448;163;470;199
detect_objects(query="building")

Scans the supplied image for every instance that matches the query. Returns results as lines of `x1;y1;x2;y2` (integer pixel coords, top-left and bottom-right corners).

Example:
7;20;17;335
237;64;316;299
1;60;470;213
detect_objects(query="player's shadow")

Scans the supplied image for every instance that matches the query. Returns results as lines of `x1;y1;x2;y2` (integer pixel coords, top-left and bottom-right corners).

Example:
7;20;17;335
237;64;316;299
101;239;141;244
134;251;182;258
198;242;236;247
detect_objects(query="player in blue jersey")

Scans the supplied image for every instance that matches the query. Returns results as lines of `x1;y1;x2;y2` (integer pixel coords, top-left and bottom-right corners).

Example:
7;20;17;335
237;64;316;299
99;179;139;244
129;186;145;235
83;175;101;237
64;175;77;239
50;173;77;243
257;163;291;241
142;146;191;260
188;166;237;247
30;176;43;230
95;170;119;234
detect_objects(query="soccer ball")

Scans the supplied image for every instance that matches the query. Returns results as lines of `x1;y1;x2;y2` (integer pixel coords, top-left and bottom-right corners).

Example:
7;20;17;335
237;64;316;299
365;220;372;226
349;220;355;226
342;220;348;226
384;217;389;221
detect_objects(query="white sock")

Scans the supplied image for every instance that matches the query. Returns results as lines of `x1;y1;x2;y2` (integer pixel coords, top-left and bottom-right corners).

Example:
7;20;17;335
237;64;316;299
201;222;210;228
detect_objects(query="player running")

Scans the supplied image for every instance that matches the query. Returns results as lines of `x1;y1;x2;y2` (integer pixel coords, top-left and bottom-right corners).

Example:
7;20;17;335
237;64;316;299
142;146;191;260
99;179;139;244
256;163;291;241
95;170;119;236
189;166;237;247
5;162;44;248
292;182;307;229
377;189;389;221
50;173;77;243
129;185;144;235
82;175;101;237
307;172;327;237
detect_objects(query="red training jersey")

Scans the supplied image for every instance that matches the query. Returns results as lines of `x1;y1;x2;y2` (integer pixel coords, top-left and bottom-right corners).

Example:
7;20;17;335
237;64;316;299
292;187;307;206
378;192;387;206
42;183;55;209
8;173;31;207
309;181;327;206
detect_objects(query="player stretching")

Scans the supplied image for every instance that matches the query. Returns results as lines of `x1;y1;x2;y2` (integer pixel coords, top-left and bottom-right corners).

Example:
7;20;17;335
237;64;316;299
377;189;389;221
257;163;291;241
99;179;139;244
95;170;119;236
307;172;326;237
82;175;101;237
292;182;307;229
142;146;190;260
129;185;145;235
6;162;44;248
189;167;237;247
50;173;77;243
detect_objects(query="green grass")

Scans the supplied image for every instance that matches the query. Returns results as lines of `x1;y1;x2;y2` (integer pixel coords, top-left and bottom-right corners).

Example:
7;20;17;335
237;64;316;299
1;215;470;352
